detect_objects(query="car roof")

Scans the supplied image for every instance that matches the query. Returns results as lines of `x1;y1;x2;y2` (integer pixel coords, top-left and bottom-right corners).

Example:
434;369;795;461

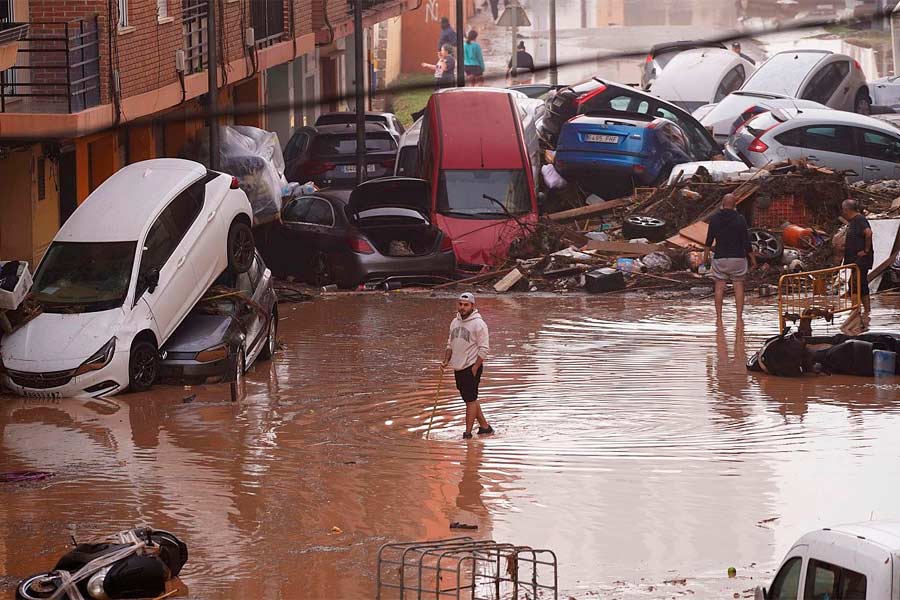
56;159;207;243
572;113;657;126
651;49;751;100
317;111;393;119
781;107;899;130
799;522;900;553
649;39;726;56
429;89;525;169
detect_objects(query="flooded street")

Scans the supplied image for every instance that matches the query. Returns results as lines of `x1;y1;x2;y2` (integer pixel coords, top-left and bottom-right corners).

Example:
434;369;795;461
2;293;899;598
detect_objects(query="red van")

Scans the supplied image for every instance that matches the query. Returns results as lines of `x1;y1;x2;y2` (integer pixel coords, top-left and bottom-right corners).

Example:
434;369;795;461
418;89;539;269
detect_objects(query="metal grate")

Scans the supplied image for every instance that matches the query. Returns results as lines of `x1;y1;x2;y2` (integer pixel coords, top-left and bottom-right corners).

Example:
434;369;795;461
778;264;861;332
182;0;208;75
377;537;558;600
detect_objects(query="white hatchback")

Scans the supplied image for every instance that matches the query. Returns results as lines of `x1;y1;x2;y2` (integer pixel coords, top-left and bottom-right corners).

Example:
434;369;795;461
0;159;255;398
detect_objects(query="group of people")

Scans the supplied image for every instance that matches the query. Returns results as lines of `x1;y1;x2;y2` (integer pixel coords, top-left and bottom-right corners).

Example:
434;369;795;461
421;17;535;88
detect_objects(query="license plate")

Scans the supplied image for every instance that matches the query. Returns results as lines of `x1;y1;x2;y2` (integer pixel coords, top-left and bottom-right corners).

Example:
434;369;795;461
24;391;61;399
585;134;619;144
343;164;376;174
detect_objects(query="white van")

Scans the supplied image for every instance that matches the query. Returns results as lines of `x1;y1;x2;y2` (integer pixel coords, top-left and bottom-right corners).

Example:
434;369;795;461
759;521;900;600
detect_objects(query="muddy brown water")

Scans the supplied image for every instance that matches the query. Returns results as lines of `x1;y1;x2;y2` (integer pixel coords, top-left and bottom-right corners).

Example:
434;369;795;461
1;293;899;599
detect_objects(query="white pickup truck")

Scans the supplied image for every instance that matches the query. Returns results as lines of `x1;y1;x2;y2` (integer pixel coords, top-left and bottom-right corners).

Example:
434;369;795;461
758;521;900;600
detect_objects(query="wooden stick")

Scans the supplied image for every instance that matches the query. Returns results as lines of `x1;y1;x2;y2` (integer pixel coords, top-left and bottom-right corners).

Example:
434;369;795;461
431;268;508;289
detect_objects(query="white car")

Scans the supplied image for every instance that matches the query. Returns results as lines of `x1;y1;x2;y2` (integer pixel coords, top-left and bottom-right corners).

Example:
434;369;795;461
695;90;829;144
650;48;755;114
0;159;255;398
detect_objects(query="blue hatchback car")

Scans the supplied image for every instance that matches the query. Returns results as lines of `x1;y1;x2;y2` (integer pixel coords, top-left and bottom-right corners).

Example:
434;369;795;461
554;114;693;187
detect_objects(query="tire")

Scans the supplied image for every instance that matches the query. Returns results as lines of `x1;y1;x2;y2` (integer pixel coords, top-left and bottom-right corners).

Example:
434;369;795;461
749;229;784;262
129;339;159;393
310;252;335;286
17;574;63;600
854;91;871;116
227;220;255;274
259;309;278;361
622;215;667;242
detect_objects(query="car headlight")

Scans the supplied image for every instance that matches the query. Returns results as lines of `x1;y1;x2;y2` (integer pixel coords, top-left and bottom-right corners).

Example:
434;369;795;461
86;566;110;599
74;337;116;377
195;344;229;363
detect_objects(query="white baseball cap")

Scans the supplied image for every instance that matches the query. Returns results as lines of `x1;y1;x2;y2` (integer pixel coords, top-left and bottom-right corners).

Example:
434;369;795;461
458;292;476;304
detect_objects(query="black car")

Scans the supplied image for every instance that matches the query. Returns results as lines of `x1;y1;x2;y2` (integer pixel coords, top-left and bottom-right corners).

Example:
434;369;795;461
260;177;456;288
283;123;398;188
539;78;721;160
314;111;405;141
159;251;277;386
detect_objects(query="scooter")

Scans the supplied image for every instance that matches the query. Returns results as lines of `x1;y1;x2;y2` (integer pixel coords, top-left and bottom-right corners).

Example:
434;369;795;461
17;527;187;600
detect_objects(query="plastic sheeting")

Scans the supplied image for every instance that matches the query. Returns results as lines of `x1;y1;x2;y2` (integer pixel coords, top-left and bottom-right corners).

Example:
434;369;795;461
184;126;289;225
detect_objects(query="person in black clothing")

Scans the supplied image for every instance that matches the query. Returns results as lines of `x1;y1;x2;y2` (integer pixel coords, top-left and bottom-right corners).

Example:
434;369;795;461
731;41;756;65
703;193;757;322
507;41;535;84
438;17;457;52
841;199;874;314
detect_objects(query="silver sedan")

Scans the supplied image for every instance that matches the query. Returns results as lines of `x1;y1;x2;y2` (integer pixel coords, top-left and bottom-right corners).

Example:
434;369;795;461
726;108;900;182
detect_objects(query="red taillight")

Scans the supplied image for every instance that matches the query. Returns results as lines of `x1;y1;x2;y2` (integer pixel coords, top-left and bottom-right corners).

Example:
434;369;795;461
230;176;240;189
748;138;769;153
380;158;395;169
303;160;335;176
575;84;607;106
439;235;453;252
348;237;375;254
854;59;861;71
645;54;653;64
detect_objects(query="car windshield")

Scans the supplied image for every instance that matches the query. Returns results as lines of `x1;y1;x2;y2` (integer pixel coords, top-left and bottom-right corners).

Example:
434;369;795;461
31;241;137;313
311;133;396;155
317;114;388;127
438;170;531;219
396;147;418;177
742;52;824;96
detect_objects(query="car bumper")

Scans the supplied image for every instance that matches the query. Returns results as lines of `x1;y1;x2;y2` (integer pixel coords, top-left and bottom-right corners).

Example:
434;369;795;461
1;349;130;399
336;250;457;288
159;355;237;385
555;152;658;184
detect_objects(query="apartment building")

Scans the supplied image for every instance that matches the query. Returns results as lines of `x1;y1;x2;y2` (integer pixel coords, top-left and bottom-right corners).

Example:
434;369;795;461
0;0;419;264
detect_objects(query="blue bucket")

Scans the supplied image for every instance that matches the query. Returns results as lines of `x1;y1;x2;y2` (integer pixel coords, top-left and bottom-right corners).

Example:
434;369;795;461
873;350;897;377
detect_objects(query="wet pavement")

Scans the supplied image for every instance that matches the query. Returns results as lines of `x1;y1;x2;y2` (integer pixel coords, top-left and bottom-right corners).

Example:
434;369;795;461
2;292;899;599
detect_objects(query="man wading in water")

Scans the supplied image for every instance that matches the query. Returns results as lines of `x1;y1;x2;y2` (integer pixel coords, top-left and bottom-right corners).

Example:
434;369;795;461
442;293;494;439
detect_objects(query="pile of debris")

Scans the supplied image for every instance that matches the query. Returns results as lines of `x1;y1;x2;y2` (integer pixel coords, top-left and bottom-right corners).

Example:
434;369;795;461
463;161;900;296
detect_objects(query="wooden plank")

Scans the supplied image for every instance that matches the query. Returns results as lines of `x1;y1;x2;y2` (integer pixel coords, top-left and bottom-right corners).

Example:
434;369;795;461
581;240;661;255
679;221;709;245
493;268;525;292
547;199;630;222
665;234;704;248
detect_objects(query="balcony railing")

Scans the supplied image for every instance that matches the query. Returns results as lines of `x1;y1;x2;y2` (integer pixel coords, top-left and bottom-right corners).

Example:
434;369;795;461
0;17;101;114
182;0;208;75
251;0;285;48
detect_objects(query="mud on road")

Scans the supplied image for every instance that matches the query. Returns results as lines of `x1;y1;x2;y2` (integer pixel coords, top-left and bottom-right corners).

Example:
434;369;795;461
2;293;899;599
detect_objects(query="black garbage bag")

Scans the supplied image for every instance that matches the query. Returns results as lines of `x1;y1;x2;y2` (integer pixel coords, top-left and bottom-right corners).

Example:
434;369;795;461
747;331;808;377
749;330;900;377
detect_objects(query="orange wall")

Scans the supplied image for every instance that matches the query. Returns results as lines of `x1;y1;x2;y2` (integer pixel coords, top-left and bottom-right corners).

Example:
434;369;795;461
400;0;475;74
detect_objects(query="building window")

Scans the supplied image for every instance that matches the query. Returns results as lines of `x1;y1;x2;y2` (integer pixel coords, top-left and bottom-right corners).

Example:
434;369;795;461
118;0;128;28
157;0;168;19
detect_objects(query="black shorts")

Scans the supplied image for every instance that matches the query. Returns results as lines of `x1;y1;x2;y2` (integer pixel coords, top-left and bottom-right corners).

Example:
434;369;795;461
454;365;483;403
464;65;484;76
849;258;872;297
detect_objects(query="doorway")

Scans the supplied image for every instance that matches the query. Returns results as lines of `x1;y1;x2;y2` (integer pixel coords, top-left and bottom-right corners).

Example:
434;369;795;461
58;148;78;226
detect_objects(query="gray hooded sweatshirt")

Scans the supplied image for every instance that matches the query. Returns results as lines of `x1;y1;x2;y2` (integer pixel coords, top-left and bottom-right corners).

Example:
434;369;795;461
446;309;489;372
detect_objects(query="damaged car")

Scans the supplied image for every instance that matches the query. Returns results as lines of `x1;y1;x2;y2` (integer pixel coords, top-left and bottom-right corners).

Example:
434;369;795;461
261;177;456;288
160;251;277;386
0;159;255;399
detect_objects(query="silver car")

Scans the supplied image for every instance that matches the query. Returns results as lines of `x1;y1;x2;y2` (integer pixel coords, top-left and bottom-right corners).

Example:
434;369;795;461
727;108;900;182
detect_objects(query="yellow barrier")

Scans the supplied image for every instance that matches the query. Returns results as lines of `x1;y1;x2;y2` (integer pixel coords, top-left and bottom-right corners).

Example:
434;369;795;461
777;264;861;333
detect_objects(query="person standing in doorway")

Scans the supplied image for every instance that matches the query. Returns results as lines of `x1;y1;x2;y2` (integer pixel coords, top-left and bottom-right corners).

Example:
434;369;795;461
438;17;457;52
841;199;874;314
703;193;756;323
507;41;535;85
464;30;485;86
442;293;493;440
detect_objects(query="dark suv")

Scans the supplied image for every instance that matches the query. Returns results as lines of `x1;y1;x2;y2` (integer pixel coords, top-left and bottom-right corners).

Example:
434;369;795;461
539;78;721;159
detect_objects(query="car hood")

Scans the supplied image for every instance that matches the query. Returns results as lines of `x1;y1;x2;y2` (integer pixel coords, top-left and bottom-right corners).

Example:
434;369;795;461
348;177;430;215
163;314;236;354
1;308;124;371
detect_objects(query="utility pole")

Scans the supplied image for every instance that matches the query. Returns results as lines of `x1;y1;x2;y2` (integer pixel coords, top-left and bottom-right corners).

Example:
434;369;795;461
353;0;366;186
580;0;586;28
549;0;557;85
207;0;219;170
456;0;465;87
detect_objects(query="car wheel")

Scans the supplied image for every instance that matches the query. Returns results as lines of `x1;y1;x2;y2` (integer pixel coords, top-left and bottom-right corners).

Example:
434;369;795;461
259;309;278;361
623;215;667;242
311;252;335;286
17;574;61;600
854;91;871;115
129;339;159;392
750;229;784;261
227;220;255;274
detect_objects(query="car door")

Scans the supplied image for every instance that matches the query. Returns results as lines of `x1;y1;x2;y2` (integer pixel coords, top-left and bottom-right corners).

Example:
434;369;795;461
854;127;900;180
789;124;862;180
135;183;204;341
801;61;852;110
279;196;342;277
768;554;805;600
653;103;719;160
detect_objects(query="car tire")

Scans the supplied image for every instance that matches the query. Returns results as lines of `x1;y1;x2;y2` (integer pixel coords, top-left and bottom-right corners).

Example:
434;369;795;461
750;229;784;262
227;220;255;274
17;573;61;600
623;215;667;242
129;339;159;393
259;308;278;361
311;252;336;286
854;91;871;116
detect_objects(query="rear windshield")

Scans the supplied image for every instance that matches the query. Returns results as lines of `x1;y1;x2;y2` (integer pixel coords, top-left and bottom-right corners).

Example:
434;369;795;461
745;112;784;136
310;133;397;155
317;114;388;127
742;52;824;96
437;170;531;219
395;147;418;177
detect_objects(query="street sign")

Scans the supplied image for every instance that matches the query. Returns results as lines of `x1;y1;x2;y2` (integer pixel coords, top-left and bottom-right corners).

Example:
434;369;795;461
497;5;531;27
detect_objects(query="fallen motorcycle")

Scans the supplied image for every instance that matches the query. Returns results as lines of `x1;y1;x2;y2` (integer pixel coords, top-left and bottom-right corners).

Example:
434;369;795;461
17;527;187;600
